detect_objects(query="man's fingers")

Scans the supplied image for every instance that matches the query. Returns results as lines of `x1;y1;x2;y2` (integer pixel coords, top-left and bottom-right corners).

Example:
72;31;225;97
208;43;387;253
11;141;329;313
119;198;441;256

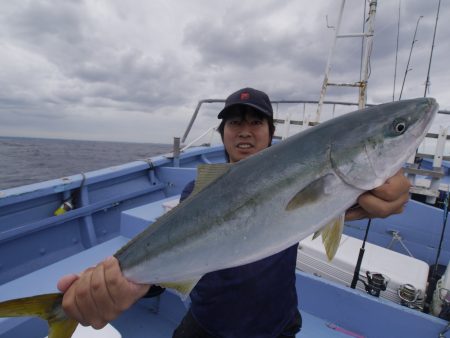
371;169;411;201
62;278;88;326
357;190;409;219
345;169;411;221
61;257;151;328
60;269;96;325
89;262;117;328
75;269;102;326
103;257;150;311
345;206;370;221
57;274;79;293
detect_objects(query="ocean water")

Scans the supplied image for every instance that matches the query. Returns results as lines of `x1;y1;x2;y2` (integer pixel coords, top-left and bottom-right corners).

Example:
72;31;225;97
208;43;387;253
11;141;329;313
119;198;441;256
0;136;172;190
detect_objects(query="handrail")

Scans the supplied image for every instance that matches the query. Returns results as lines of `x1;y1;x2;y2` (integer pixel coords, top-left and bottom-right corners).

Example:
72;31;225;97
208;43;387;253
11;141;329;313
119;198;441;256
181;99;373;144
182;99;225;143
181;98;450;153
180;126;217;152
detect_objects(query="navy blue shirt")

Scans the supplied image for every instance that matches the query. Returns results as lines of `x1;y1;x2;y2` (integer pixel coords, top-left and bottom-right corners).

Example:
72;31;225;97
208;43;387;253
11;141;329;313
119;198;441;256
181;181;299;338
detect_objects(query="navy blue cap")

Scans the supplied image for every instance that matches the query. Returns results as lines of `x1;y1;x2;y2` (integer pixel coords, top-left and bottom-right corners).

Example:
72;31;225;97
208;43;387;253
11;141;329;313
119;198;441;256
218;87;273;119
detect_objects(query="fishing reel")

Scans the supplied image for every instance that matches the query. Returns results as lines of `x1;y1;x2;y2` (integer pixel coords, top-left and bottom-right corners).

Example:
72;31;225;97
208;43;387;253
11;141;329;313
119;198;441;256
437;287;450;320
361;271;389;298
398;283;423;310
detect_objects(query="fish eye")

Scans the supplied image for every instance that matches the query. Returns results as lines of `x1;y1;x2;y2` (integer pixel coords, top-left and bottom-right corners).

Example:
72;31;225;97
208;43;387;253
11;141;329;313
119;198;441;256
393;119;407;135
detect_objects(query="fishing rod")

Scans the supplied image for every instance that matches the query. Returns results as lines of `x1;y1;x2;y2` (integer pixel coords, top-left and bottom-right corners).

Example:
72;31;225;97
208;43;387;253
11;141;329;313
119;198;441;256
424;0;441;96
424;188;450;314
350;218;371;289
350;218;388;297
399;15;422;100
392;0;401;101
432;188;450;279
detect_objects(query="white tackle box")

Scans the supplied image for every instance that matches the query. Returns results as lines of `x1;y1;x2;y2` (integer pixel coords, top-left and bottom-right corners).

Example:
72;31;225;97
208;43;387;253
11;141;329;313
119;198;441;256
297;233;429;306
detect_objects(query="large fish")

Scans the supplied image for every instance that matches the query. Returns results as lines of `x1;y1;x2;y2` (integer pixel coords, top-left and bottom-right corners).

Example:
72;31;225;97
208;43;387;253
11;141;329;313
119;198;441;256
0;98;438;337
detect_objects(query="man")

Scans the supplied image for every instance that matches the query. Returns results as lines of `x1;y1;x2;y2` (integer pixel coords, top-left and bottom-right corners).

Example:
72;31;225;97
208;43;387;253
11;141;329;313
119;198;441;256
58;88;411;336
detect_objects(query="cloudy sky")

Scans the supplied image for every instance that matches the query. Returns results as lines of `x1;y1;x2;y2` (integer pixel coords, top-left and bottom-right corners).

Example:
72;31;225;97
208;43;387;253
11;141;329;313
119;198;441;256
0;0;448;144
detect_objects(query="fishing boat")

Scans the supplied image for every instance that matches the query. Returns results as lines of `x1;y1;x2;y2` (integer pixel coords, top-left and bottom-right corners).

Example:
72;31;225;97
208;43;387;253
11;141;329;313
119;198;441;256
1;1;449;337
0;132;449;338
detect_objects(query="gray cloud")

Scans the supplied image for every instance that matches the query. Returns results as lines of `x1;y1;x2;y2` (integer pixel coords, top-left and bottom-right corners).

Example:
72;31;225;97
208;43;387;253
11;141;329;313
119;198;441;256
0;0;448;143
2;1;193;114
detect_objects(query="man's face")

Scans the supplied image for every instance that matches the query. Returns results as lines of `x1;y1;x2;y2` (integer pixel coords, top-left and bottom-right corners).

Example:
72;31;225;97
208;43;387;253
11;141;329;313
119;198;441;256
223;106;271;163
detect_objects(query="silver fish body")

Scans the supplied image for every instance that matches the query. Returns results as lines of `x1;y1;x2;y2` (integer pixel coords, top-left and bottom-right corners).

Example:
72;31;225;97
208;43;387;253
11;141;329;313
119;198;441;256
116;98;438;287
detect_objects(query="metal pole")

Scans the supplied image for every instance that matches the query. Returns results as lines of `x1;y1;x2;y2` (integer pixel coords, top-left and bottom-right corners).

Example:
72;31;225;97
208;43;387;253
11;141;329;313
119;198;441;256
181;99;226;143
182;101;204;144
358;1;377;109
173;137;180;167
359;0;367;83
315;0;346;122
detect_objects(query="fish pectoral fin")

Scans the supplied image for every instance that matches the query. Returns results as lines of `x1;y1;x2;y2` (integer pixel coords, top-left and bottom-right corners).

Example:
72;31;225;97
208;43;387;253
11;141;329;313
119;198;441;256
320;214;345;261
158;277;201;300
192;164;232;196
48;317;79;338
0;293;78;338
285;174;334;211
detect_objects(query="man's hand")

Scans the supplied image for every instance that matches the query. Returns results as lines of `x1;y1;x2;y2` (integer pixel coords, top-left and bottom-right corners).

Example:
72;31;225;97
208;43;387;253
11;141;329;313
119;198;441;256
345;169;411;221
58;256;150;329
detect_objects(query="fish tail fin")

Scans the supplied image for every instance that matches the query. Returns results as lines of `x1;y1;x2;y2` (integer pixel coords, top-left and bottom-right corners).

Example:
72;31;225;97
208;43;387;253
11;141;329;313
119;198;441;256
313;213;345;261
0;293;78;338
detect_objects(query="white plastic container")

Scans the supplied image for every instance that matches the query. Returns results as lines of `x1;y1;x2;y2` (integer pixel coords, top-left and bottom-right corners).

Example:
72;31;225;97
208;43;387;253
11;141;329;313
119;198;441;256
297;234;429;306
431;260;450;316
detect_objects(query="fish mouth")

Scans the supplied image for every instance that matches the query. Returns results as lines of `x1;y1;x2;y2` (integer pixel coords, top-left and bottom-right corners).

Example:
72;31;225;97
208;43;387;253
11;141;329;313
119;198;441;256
410;100;438;139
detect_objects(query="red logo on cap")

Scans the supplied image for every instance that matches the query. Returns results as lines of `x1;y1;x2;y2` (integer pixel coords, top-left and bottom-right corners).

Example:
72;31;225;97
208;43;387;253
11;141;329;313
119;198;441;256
240;92;250;100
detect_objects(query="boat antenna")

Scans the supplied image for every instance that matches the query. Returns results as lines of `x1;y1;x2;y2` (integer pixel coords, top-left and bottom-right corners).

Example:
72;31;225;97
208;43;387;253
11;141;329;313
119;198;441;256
424;0;442;97
359;0;367;83
392;0;401;101
399;15;423;100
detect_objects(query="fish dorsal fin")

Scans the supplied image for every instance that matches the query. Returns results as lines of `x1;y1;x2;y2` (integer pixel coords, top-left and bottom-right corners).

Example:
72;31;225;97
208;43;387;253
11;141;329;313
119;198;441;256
191;163;232;196
286;174;334;211
158;277;202;300
313;214;345;261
